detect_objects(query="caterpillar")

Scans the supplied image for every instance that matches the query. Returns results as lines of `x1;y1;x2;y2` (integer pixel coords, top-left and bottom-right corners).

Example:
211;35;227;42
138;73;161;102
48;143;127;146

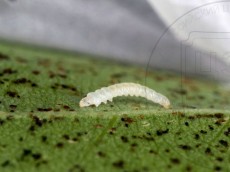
79;83;170;109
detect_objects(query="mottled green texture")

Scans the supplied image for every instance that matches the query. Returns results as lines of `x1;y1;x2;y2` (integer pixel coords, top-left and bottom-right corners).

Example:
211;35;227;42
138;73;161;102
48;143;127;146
0;42;229;172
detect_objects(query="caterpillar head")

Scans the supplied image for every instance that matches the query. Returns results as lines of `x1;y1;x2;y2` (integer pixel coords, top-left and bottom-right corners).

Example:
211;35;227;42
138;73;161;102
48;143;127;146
79;96;99;107
79;97;91;107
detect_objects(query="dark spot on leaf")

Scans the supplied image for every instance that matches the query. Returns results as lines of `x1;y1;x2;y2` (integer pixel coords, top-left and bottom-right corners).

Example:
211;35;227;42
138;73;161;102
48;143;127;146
112;160;124;168
185;165;192;172
224;127;230;136
32;153;42;160
178;145;192;151
63;105;70;110
156;129;169;136
121;117;134;124
97;151;106;158
63;134;70;140
170;158;180;164
9;105;17;110
215;119;226;125
31;115;43;127
6;115;14;121
214;113;224;118
172;88;187;95
13;78;28;84
208;125;214;130
37;108;52;112
0;119;5;126
149;149;157;154
41;135;47;142
32;70;40;75
165;149;170;153
194;134;200;140
121;136;129;143
184;122;189;126
21;149;32;159
0;53;10;60
200;130;207;134
216;157;223;162
6;91;20;98
2;68;17;75
219;140;228;147
31;83;38;87
1;160;10;167
214;166;222;171
205;148;212;155
28;125;35;132
56;142;64;148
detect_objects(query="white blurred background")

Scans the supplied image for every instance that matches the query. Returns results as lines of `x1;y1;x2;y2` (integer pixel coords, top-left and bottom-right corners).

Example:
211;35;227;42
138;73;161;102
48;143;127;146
1;0;230;82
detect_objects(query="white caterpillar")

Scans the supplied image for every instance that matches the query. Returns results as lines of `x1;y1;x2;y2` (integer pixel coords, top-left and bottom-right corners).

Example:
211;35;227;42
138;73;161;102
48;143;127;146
79;83;170;109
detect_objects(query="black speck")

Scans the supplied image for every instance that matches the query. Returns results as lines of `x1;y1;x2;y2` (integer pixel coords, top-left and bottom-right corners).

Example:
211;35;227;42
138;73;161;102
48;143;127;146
214;113;224;118
31;83;38;87
215;119;226;125
185;165;192;172
156;129;169;136
170;158;180;164
32;70;40;75
185;122;189;126
214;166;222;171
1;160;10;167
97;151;106;158
62;134;70;140
224;127;230;136
13;78;28;84
0;53;10;60
6;91;20;98
32;153;42;160
219;140;228;147
22;149;32;158
63;105;70;110
112;160;124;168
200;130;207;134
32;115;43;127
149;149;157;154
56;142;64;148
208;125;214;130
165;149;170;153
0;119;5;125
194;134;200;140
37;108;52;112
41;135;47;142
28;125;35;132
2;68;17;75
216;157;223;162
121;136;129;143
178;145;192;150
205;147;212;155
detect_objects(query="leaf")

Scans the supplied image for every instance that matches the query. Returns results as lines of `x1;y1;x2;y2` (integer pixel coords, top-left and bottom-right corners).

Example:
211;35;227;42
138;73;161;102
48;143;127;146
0;42;229;172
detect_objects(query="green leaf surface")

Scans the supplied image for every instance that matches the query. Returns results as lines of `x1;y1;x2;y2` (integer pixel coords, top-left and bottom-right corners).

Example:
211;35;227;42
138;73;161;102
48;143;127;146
0;42;229;172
